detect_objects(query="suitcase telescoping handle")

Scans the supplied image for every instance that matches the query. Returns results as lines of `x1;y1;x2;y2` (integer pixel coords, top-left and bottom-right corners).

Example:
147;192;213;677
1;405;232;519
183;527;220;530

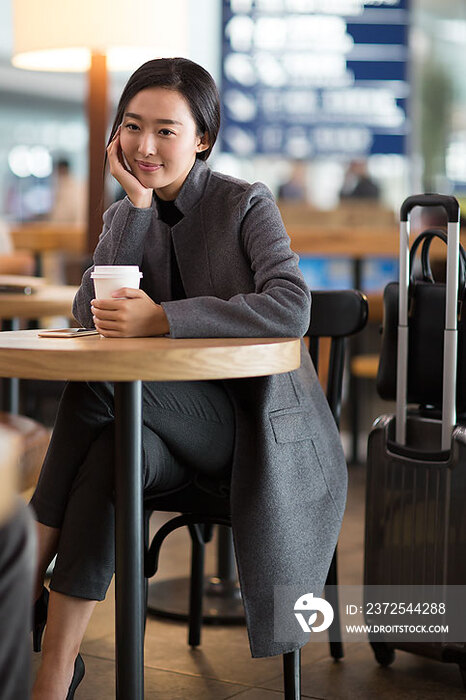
397;194;460;450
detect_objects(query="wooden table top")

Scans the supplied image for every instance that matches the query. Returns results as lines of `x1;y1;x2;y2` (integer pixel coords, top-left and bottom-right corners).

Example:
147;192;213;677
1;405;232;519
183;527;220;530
287;225;466;258
288;225;399;257
10;223;85;253
0;274;45;288
10;216;463;261
0;285;79;319
10;219;401;258
0;330;300;382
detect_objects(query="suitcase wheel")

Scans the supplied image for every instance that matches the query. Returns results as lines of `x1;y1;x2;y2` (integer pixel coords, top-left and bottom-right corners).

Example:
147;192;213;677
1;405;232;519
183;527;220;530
371;642;395;667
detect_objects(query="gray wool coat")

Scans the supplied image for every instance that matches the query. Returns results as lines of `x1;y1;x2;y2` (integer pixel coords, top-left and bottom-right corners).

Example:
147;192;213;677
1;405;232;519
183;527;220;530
73;159;348;658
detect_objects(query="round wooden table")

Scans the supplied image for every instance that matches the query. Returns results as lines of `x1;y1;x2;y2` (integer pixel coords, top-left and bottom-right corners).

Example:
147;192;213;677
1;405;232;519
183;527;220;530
0;283;78;321
0;274;46;288
0;330;300;700
10;223;85;254
0;281;79;414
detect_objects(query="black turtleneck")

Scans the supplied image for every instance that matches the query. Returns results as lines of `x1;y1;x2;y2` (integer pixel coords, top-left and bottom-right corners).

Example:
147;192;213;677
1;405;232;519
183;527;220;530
155;196;186;301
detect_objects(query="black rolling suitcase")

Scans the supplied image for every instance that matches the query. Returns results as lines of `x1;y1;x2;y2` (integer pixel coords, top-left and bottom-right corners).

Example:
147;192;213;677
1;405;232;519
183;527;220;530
364;194;466;686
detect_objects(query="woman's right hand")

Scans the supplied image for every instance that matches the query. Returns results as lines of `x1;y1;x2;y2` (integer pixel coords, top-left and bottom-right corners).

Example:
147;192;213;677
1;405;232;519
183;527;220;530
107;126;153;209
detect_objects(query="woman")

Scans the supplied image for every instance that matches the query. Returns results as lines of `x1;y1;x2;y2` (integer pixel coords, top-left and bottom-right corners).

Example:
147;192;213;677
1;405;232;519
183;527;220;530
30;58;347;699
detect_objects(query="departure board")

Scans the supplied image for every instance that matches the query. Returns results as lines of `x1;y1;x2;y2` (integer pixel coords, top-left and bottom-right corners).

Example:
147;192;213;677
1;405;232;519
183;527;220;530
220;0;409;157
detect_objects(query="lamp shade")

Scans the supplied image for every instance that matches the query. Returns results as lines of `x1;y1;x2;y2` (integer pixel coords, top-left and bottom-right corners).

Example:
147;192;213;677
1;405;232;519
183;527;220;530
12;0;188;71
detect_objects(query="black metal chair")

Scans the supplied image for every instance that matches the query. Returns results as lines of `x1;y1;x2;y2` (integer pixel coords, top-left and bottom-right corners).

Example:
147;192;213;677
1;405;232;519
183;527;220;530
144;289;368;699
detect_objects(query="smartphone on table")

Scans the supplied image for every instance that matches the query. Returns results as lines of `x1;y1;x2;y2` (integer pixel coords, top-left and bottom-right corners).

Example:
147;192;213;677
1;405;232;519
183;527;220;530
38;328;100;338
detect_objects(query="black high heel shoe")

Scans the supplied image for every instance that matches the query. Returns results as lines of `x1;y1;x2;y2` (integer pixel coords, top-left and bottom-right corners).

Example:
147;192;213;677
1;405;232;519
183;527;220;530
66;654;85;700
32;586;49;652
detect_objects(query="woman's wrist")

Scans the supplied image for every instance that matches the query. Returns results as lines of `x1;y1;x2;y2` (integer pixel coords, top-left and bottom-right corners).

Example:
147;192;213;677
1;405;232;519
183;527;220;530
153;305;170;336
129;191;153;209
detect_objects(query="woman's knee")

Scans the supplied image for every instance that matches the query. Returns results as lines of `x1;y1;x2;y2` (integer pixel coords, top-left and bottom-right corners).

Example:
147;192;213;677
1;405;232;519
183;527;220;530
142;427;190;492
68;423;116;497
60;381;113;410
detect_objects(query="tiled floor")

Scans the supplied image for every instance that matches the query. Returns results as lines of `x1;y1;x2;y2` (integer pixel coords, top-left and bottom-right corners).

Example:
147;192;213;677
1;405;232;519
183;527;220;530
32;464;466;698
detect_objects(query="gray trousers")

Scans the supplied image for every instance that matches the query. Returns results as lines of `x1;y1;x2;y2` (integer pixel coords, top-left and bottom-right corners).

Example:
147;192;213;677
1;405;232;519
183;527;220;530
30;380;235;601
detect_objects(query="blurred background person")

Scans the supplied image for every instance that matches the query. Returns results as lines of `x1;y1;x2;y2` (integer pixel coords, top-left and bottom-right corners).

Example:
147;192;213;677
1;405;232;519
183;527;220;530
48;158;86;226
277;159;308;202
339;159;380;201
40;158;87;286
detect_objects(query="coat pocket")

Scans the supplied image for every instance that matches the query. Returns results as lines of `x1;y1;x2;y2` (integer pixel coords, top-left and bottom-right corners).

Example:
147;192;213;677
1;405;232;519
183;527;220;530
269;407;347;520
269;408;314;444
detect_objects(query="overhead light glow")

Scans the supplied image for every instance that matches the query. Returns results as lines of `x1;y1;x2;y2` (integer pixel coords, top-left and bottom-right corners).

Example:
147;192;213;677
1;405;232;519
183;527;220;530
8;145;53;178
12;0;188;73
8;145;31;177
29;146;53;178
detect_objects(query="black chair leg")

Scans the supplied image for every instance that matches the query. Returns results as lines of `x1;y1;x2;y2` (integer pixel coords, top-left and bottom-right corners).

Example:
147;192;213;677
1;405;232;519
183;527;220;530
143;511;151;635
143;577;149;634
325;547;344;660
283;649;301;699
188;524;206;647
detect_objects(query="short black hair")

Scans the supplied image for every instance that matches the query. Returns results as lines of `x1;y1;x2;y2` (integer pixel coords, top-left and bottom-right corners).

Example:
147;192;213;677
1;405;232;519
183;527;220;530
106;57;220;165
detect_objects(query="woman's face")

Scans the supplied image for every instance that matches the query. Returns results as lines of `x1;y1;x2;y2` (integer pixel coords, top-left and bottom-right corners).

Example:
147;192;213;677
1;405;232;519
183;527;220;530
119;87;209;201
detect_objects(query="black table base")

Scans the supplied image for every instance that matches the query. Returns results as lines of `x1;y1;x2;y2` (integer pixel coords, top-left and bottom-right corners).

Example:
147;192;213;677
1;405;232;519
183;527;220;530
147;576;245;624
115;381;144;700
147;523;245;625
1;319;20;414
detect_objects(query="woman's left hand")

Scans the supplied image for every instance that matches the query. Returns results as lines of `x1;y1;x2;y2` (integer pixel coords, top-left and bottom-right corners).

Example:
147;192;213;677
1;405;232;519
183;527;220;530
91;288;170;337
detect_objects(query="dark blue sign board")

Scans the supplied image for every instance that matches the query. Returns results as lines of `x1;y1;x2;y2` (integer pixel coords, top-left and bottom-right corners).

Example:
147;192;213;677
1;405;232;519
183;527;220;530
220;0;410;157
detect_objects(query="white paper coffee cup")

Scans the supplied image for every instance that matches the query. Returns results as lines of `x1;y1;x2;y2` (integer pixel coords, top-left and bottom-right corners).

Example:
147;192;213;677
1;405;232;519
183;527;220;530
91;265;143;299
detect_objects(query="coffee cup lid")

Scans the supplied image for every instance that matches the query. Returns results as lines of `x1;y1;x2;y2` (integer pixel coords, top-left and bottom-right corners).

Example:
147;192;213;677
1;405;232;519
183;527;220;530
93;265;141;274
91;265;143;278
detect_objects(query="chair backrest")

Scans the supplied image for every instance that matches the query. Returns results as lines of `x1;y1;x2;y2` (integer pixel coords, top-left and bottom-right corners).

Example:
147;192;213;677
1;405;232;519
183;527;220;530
305;290;368;428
